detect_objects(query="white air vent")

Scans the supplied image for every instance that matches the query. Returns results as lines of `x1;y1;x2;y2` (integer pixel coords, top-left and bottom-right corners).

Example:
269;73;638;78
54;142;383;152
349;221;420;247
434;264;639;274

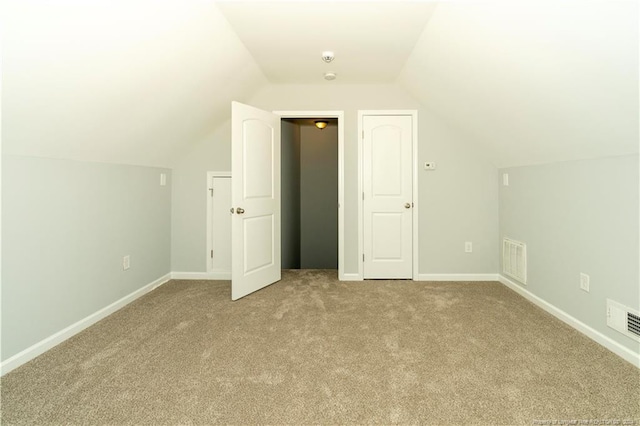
607;299;640;342
503;238;527;284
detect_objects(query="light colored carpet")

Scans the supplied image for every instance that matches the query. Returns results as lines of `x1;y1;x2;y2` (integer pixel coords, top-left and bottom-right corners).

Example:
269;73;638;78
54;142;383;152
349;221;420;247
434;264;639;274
1;270;639;425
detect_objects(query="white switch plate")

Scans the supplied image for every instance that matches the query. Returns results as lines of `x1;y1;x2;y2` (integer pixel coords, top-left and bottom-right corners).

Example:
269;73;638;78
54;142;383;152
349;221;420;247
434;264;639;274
160;173;167;186
502;173;509;186
580;273;589;292
465;242;472;253
123;255;131;270
424;162;436;170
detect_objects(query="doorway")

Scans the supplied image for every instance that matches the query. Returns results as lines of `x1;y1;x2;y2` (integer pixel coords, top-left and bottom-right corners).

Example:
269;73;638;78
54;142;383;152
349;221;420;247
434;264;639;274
281;118;338;269
275;111;346;278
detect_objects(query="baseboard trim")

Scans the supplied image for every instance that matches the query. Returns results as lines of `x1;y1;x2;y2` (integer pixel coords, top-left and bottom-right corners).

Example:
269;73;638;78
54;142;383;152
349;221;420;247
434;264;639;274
0;273;172;376
340;273;363;281
415;273;499;281
499;275;640;368
171;271;230;280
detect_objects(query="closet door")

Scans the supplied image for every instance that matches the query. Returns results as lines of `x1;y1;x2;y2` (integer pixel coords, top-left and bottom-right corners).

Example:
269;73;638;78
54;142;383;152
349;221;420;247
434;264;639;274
362;115;413;279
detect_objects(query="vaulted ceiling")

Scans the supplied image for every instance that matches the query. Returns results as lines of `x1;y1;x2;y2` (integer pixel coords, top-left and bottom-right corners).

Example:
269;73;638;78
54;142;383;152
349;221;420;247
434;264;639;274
216;1;437;84
3;0;638;168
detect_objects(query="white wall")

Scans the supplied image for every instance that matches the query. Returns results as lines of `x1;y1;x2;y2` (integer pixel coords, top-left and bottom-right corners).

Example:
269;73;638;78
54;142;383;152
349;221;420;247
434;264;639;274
2;0;267;168
171;122;232;273
1;155;171;362
400;1;639;168
499;155;639;355
170;84;498;275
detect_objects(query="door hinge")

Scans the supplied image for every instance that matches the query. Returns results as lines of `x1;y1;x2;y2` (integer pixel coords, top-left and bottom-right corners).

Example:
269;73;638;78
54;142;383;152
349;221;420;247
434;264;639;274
210;250;213;258
363;254;365;262
362;192;364;200
362;130;364;139
209;188;214;197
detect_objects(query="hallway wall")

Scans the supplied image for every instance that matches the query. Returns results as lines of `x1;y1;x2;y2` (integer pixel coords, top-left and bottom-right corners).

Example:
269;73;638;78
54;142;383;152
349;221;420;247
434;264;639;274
300;123;339;269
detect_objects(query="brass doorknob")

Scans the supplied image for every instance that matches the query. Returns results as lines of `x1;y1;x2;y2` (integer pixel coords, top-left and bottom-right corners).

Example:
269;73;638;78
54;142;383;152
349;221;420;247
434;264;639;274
236;207;245;214
404;203;411;209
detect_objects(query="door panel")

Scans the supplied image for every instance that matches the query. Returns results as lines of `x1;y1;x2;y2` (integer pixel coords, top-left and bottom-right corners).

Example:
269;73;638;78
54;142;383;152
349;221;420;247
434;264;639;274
232;102;281;300
371;213;405;260
243;121;274;199
363;115;413;279
243;215;275;274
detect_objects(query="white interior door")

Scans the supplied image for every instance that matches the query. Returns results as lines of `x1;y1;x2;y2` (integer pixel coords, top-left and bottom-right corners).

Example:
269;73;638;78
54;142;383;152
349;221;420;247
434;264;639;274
231;101;281;300
363;115;413;279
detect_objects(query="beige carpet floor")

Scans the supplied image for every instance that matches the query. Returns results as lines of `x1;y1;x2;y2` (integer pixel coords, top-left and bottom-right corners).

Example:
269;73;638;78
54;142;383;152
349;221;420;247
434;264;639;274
1;270;639;425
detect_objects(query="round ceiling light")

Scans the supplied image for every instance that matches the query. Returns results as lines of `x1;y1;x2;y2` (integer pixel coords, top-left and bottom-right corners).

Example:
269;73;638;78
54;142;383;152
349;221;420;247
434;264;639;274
321;51;335;63
314;121;328;130
324;72;336;81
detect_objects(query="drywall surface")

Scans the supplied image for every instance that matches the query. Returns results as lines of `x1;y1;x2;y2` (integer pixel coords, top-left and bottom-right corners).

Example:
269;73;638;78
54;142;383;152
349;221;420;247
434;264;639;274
281;120;301;269
400;1;639;168
499;154;639;354
171;84;498;275
2;0;266;168
171;121;231;272
418;110;499;274
1;155;171;361
300;124;338;269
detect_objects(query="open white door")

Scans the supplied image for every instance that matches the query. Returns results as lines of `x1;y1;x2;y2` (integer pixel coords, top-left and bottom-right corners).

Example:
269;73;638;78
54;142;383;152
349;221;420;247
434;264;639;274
231;102;281;300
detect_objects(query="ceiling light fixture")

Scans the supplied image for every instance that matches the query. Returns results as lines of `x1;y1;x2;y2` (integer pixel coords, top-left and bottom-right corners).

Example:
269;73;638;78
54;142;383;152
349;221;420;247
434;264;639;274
314;121;328;130
321;51;335;63
324;72;336;81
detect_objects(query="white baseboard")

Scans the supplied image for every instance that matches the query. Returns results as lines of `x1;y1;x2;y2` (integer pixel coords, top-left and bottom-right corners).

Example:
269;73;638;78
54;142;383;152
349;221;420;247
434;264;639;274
340;273;363;281
171;271;230;280
499;274;640;368
0;273;172;376
415;273;499;281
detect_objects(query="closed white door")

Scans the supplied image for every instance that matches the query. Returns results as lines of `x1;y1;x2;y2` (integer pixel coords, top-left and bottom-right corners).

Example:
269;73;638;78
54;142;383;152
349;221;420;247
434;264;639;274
231;102;281;300
363;115;413;279
210;176;232;274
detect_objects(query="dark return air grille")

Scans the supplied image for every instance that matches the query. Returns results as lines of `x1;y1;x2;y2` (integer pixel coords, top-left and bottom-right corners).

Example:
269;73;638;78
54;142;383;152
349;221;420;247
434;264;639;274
628;312;640;337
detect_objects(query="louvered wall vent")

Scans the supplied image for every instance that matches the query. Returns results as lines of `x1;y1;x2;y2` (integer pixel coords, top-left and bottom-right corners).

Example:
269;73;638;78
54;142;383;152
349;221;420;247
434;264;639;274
607;300;640;342
502;238;527;284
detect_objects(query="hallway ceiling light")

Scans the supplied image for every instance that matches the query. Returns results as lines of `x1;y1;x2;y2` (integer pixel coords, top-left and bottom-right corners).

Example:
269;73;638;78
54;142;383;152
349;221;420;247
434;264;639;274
314;121;328;130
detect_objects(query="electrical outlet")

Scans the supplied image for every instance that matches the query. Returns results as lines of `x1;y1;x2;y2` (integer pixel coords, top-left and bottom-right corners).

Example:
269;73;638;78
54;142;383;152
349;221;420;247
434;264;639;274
502;173;509;186
123;255;130;271
160;173;167;186
465;242;473;253
424;162;436;170
580;273;589;292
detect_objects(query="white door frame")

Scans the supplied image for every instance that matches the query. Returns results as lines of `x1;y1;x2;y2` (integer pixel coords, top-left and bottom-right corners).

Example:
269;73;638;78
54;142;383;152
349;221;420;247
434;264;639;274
358;110;419;280
273;111;346;280
206;171;232;279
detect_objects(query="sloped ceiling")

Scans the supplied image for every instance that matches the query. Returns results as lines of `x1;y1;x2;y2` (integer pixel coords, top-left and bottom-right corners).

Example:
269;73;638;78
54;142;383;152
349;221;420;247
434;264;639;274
3;1;637;169
399;1;639;168
215;1;437;84
3;0;267;168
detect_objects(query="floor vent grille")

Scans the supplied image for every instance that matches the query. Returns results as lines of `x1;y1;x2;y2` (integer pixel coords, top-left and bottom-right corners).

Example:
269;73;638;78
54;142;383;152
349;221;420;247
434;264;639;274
502;238;527;284
607;299;640;342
